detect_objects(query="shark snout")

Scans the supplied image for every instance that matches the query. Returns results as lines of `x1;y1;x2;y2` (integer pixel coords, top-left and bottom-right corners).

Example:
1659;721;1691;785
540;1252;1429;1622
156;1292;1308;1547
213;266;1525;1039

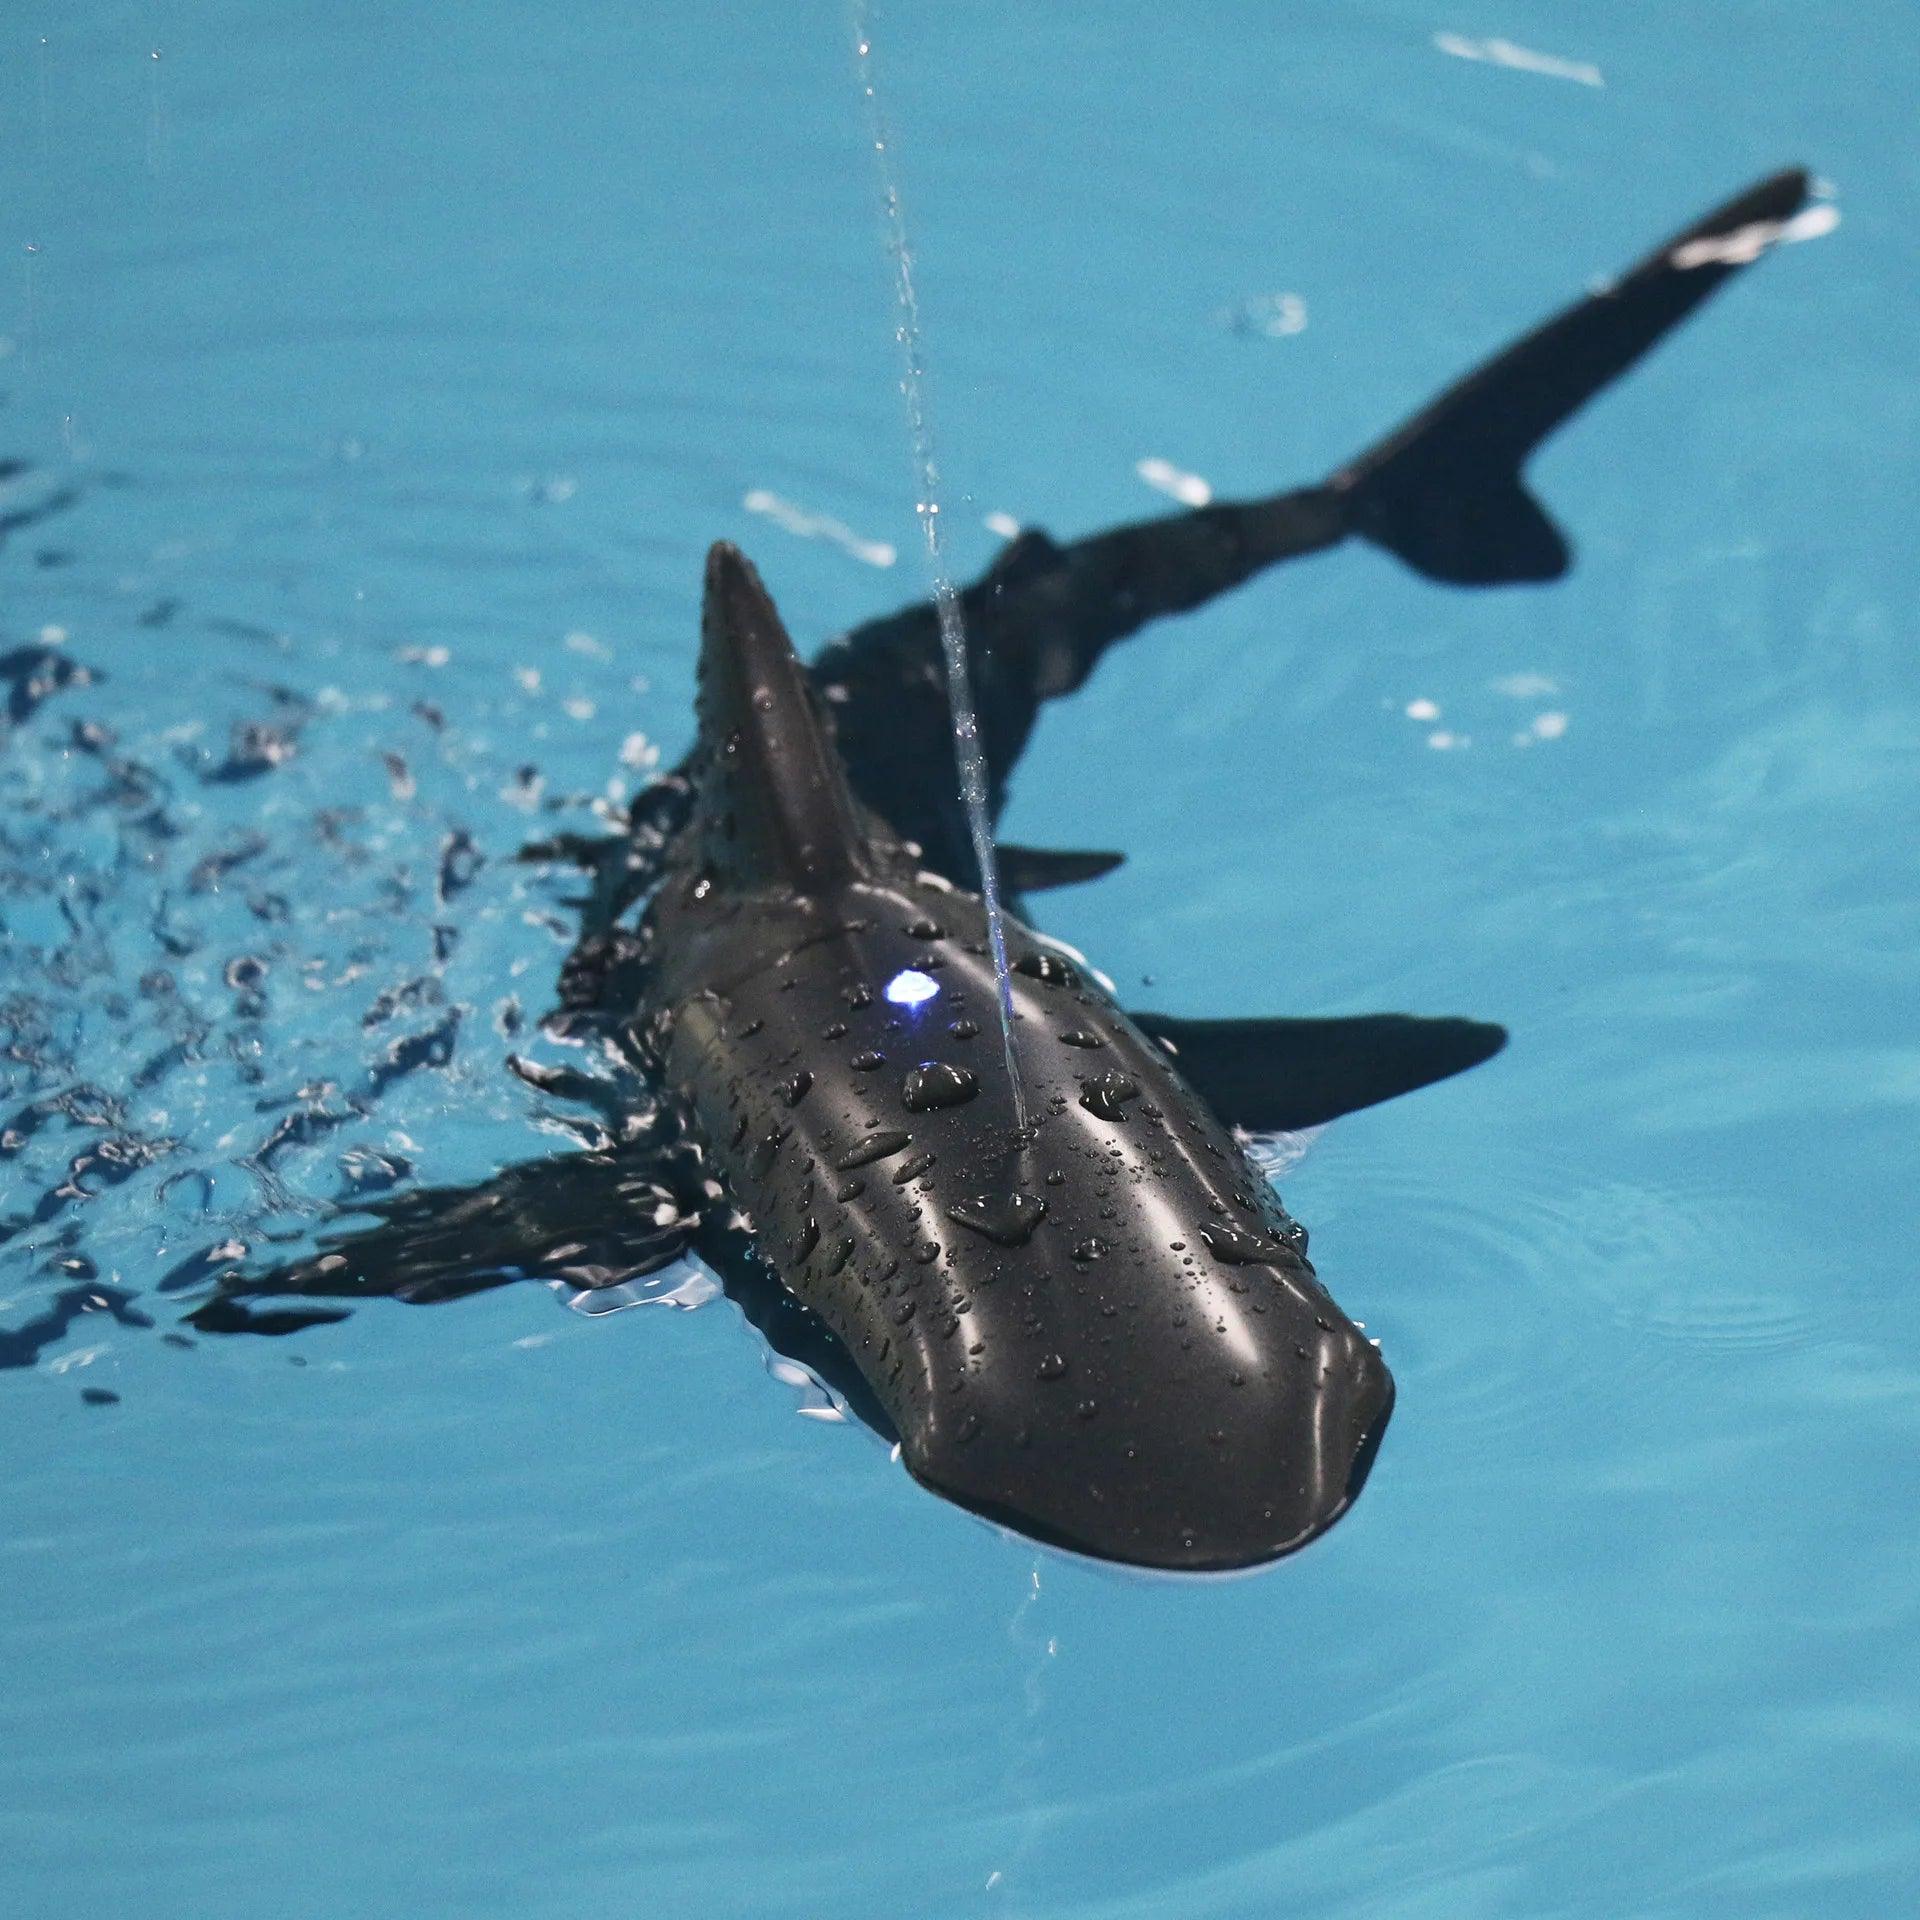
903;1286;1395;1573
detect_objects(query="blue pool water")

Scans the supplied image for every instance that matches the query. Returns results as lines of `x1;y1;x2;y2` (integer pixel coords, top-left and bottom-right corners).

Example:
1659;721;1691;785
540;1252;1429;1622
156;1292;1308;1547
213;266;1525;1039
4;3;1916;1914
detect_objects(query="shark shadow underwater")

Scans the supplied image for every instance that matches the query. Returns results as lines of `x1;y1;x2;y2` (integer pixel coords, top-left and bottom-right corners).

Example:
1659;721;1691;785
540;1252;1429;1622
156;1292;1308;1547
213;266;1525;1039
195;170;1812;1570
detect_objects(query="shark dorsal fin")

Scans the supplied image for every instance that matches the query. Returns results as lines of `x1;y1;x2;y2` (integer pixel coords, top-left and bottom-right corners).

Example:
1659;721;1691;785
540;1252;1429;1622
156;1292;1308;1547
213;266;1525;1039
693;543;873;894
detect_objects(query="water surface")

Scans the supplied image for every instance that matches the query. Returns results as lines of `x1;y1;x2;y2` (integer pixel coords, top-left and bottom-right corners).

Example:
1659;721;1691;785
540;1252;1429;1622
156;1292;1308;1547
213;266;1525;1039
3;4;1916;1915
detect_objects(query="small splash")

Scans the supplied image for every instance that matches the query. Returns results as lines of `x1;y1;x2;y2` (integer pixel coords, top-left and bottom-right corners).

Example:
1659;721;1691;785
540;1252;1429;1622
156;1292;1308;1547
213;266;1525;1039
1235;1126;1322;1182
766;1354;851;1423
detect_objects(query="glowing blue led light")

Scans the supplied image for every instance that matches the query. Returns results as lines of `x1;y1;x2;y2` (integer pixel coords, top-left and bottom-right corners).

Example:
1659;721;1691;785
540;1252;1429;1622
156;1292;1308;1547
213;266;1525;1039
884;968;941;1009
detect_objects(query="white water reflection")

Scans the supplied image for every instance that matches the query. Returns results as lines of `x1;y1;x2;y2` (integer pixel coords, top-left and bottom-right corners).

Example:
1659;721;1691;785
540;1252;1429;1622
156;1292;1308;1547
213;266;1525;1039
742;488;897;569
1217;291;1308;338
548;1255;721;1317
1433;32;1604;88
1135;456;1212;507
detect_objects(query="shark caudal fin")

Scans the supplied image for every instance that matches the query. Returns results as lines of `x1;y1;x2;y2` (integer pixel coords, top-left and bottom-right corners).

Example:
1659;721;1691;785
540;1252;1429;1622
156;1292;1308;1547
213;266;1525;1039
1331;168;1812;585
692;542;878;893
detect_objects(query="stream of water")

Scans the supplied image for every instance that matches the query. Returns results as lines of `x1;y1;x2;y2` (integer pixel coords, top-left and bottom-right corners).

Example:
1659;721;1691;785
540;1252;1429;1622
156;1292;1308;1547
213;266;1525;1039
853;6;1028;1131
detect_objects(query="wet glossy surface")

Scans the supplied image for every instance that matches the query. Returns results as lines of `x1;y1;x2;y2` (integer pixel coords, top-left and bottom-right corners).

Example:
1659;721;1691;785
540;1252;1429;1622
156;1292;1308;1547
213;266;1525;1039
3;2;1917;1915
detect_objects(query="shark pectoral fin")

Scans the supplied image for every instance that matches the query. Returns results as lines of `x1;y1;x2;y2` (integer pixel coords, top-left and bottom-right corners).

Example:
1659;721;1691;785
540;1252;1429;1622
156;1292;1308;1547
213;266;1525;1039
1334;167;1812;587
996;843;1126;892
190;1149;705;1330
1132;1012;1507;1130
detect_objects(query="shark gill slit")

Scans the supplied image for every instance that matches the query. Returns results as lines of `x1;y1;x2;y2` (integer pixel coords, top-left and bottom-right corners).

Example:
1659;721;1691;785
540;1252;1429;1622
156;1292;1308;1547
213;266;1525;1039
853;7;1029;1131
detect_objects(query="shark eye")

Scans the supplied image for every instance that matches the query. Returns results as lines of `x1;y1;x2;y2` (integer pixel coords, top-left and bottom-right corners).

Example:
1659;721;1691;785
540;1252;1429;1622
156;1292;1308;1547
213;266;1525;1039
884;968;940;1009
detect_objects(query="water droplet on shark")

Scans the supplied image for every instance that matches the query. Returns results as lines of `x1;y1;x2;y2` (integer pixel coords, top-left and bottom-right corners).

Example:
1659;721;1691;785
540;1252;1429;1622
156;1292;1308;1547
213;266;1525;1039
851;1049;886;1072
892;1149;938;1185
1014;950;1077;988
748;1125;790;1178
1036;1352;1068;1381
903;1062;978;1111
779;1070;813;1107
948;1191;1047;1248
1060;1029;1103;1049
1072;1236;1108;1262
834;1129;911;1170
949;1019;979;1040
1199;1221;1285;1266
1078;1070;1140;1120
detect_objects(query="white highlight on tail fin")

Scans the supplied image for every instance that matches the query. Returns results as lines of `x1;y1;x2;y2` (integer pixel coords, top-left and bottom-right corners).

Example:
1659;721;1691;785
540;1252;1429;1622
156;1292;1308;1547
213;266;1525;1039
1670;199;1839;269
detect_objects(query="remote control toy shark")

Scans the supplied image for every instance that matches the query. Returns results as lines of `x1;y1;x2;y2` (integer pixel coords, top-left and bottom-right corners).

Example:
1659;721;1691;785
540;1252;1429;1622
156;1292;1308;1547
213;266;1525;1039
190;169;1813;1569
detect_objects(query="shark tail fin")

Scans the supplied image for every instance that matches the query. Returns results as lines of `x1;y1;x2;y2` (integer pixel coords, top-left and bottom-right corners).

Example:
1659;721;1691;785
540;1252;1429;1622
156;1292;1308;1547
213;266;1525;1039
1331;168;1812;586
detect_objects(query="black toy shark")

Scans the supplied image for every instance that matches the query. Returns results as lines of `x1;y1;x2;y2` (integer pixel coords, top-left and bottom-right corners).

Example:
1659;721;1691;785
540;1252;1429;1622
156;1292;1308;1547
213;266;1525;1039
193;169;1813;1569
